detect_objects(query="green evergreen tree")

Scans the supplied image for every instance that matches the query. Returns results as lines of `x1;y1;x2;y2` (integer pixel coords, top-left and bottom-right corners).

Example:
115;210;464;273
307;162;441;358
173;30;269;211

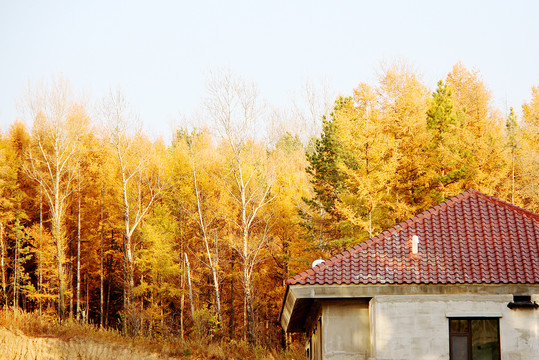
300;97;351;253
505;107;519;204
427;80;458;145
425;80;470;203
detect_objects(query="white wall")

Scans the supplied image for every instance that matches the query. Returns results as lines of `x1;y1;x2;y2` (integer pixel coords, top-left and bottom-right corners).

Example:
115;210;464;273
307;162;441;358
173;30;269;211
369;294;539;360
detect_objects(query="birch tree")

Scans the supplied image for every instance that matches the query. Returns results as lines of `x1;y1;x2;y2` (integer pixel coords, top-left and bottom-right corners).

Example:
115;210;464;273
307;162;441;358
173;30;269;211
292;79;335;146
101;89;171;331
185;130;223;334
23;78;87;320
205;70;277;344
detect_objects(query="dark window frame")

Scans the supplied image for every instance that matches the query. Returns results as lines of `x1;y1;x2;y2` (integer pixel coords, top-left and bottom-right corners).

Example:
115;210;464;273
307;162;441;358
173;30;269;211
449;317;501;360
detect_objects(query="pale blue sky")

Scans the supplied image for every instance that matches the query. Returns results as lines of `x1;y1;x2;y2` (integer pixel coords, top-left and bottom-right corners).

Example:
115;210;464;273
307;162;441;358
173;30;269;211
1;0;538;141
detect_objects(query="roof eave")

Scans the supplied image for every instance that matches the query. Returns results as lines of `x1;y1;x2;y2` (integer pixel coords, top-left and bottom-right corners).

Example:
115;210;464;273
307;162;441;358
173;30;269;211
281;282;539;333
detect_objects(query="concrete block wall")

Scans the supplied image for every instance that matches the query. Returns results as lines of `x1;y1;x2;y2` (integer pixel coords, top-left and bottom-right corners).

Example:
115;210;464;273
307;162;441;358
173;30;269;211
369;294;539;360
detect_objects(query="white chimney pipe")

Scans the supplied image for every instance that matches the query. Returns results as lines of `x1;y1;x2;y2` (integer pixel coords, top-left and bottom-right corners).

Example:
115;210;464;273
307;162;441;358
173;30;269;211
412;235;419;254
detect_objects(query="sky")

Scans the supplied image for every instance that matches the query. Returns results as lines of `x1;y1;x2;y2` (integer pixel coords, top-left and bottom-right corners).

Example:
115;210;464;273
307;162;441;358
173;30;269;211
1;0;538;142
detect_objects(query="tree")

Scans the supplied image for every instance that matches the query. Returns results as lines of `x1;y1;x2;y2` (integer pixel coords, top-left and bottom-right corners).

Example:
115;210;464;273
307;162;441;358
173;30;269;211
3;122;36;310
425;80;470;202
205;70;277;344
521;86;539;211
445;62;508;196
11;209;33;308
265;133;314;345
505;107;519;204
374;63;431;221
23;77;87;320
185;129;224;335
0;132;16;306
300;98;350;254
291;79;335;146
135;204;182;336
333;83;396;244
26;222;57;312
101;89;171;332
427;80;458;145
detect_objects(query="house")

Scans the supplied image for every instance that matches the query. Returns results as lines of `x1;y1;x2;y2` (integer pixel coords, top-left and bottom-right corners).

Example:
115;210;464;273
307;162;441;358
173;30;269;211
280;189;539;360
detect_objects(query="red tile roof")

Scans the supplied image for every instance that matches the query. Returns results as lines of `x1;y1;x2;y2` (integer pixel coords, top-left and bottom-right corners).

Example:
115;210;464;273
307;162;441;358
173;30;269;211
286;189;539;286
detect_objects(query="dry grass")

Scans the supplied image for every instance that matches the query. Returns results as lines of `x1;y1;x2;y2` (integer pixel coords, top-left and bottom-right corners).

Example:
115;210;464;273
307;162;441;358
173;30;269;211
0;309;303;360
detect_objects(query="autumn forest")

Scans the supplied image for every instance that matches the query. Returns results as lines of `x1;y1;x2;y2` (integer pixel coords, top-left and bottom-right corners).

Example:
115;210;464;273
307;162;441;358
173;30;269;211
0;62;538;349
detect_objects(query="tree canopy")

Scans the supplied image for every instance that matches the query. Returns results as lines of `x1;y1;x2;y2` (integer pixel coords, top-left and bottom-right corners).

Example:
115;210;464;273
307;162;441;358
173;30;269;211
0;63;537;347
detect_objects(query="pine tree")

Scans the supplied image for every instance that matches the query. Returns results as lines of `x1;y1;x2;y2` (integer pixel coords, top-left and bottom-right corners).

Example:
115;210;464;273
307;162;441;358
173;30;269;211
427;80;458;144
301;97;352;253
425;80;470;202
505;107;519;204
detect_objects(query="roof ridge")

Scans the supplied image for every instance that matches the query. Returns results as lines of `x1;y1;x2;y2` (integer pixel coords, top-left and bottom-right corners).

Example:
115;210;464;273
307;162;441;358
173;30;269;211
472;189;539;221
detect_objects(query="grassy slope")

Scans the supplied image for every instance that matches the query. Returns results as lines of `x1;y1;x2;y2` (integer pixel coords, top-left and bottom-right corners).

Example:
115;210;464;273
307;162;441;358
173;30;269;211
0;309;302;360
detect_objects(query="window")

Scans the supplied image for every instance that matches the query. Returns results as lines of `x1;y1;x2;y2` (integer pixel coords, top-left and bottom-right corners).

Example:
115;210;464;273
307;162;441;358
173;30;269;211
507;295;538;309
449;318;500;360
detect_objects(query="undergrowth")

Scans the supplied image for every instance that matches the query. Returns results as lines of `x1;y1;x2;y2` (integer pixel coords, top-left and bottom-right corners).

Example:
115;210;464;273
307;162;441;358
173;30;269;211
0;308;303;360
